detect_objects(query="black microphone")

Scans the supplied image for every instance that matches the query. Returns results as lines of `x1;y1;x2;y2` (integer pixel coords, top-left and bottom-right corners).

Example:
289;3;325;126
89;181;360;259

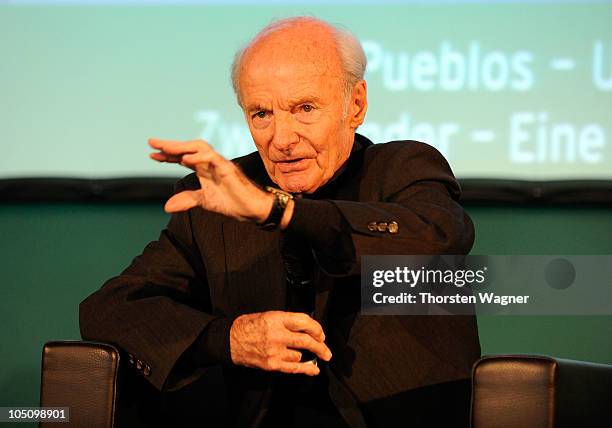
281;233;318;365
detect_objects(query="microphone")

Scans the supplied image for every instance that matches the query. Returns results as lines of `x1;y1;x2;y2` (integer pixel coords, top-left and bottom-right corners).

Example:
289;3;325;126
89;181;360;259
281;233;318;365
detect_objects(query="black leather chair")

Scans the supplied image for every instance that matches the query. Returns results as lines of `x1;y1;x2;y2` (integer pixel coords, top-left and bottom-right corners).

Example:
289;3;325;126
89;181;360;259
39;341;612;428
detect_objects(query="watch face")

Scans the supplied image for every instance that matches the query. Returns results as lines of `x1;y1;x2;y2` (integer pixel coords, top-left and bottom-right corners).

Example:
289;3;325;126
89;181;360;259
278;193;291;207
266;186;293;207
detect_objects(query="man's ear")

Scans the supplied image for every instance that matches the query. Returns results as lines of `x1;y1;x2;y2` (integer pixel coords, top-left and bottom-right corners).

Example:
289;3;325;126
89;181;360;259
348;80;368;129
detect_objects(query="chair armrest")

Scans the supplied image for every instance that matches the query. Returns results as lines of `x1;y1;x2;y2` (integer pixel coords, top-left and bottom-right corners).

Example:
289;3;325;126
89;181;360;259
471;355;612;428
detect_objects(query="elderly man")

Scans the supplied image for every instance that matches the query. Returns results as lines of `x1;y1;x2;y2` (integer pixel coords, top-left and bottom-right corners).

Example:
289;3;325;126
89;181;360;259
80;16;480;428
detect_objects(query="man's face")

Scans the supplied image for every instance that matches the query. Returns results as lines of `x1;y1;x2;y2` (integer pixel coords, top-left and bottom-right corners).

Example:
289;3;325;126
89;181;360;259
237;26;367;194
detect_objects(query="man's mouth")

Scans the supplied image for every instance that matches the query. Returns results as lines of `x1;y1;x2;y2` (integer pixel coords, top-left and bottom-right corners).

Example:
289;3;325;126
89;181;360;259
276;157;311;172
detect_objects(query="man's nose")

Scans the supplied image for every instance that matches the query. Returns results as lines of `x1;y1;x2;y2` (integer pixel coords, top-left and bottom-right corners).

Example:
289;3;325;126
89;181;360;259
271;113;299;154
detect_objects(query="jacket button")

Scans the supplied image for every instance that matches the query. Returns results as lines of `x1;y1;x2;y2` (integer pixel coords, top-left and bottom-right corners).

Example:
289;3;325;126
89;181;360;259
377;222;388;232
143;365;152;376
136;360;143;370
388;221;399;234
367;222;378;232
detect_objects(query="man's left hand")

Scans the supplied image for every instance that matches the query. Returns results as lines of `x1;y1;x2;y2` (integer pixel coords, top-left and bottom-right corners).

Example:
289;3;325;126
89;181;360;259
149;138;274;222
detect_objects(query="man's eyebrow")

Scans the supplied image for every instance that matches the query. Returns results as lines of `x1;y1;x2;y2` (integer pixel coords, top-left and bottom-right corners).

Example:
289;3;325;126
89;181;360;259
246;97;323;113
288;95;323;105
245;103;269;113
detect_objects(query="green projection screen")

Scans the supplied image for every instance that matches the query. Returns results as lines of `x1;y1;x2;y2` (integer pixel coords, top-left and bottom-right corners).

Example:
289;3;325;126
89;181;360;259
2;1;611;180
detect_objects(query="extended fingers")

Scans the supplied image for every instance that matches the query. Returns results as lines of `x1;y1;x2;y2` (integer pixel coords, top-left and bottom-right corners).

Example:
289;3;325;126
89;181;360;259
282;312;326;342
181;151;222;169
282;349;303;363
275;360;320;376
148;138;214;157
148;138;230;178
286;332;332;362
149;152;182;163
164;191;201;213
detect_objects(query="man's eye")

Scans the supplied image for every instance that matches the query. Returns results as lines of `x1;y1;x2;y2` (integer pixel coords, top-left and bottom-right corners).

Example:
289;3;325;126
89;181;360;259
255;111;267;119
302;105;314;113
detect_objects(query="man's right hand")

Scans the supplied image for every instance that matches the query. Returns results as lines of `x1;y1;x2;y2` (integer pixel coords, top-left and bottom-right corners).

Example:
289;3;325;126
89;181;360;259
229;311;332;376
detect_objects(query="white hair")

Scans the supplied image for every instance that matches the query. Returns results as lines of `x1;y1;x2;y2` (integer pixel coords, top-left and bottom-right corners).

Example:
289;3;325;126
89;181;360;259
230;16;367;108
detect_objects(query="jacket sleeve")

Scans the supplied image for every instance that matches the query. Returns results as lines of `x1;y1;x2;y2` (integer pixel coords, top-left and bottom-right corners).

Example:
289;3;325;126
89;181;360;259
79;178;232;392
285;141;474;276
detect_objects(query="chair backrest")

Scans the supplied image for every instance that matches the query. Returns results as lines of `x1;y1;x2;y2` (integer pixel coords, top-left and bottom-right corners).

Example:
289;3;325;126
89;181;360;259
39;340;226;427
471;355;612;428
40;341;121;428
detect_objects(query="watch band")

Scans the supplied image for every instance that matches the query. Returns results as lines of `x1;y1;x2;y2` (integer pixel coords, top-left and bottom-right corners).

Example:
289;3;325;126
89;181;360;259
257;186;294;230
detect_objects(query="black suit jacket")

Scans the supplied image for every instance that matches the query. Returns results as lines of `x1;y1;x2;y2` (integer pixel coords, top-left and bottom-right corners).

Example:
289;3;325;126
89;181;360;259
80;133;480;427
